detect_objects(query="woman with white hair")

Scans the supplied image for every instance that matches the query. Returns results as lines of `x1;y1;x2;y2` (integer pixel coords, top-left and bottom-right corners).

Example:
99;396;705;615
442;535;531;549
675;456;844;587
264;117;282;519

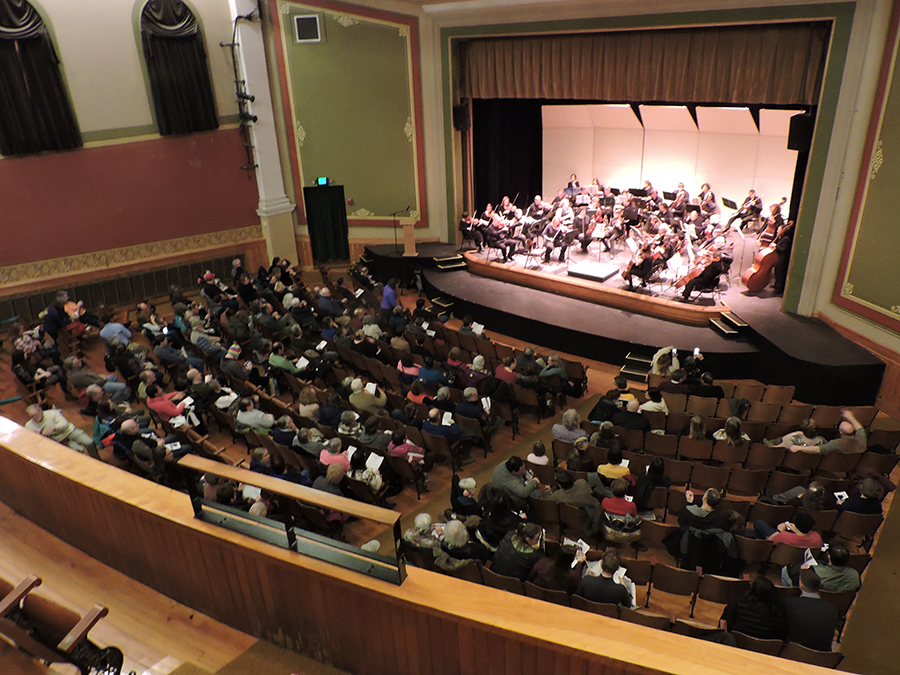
435;520;491;572
464;354;489;388
551;408;587;443
403;513;439;548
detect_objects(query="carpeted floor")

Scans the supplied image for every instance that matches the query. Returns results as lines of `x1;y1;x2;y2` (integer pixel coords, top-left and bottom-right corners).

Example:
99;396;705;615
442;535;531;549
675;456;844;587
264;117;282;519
169;640;351;675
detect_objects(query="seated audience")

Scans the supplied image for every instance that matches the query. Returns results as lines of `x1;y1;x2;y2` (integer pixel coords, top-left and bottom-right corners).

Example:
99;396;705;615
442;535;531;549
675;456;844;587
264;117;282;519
575;549;632;607
490;522;545;581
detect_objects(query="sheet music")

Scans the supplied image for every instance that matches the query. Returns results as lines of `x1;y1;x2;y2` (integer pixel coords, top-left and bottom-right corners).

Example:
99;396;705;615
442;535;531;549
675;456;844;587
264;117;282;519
472;322;484;334
316;340;327;351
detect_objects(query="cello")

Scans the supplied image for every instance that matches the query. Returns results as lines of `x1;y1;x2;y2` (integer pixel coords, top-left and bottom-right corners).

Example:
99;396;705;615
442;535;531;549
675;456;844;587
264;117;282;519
741;220;792;291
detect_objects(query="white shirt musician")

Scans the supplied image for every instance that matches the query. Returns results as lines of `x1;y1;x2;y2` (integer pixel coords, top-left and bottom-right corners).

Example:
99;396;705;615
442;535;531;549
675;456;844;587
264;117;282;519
555;199;575;227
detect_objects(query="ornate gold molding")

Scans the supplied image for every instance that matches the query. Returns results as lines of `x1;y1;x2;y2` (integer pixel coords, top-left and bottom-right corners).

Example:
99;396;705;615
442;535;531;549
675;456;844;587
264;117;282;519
0;226;263;289
872;139;884;179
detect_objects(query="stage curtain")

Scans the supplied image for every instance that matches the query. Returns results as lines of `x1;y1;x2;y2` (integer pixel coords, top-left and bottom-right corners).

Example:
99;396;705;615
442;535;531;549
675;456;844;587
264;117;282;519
472;99;543;212
141;0;219;136
459;22;830;105
0;0;82;156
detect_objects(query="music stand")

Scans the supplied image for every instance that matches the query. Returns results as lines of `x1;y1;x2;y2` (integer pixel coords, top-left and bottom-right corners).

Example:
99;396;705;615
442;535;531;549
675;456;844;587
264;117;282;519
685;204;700;214
609;187;621;196
630;188;648;197
663;191;676;201
722;198;738;210
600;197;616;207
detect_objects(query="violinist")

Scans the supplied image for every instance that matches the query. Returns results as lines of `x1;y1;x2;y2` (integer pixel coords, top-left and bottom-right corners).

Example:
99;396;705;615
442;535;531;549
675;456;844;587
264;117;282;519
525;194;553;227
622;243;654;290
680;252;725;302
550;189;566;207
542;217;571;264
485;215;517;263
482;203;496;223
672;182;689;220
499;195;516;220
727;189;763;230
599;207;626;252
577;209;605;253
458;211;483;252
619;190;640;229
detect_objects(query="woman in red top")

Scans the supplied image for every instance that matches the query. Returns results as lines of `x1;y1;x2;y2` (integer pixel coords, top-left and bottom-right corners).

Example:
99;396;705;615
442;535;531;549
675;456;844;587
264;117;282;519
601;478;638;516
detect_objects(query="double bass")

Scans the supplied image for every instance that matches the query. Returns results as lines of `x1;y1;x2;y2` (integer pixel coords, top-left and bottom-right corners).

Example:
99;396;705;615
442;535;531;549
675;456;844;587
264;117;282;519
741;220;792;291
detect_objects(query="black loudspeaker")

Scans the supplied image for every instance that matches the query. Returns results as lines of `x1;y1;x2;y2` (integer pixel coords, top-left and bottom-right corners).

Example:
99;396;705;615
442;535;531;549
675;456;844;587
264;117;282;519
787;113;814;152
452;103;470;131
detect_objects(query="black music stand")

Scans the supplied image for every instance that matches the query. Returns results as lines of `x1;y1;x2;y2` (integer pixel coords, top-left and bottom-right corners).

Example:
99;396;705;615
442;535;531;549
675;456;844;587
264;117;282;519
609;187;621;196
630;188;648;197
663;191;676;201
722;198;738;210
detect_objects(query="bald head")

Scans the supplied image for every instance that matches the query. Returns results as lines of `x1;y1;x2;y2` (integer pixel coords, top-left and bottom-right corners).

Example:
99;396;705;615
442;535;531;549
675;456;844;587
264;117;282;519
121;419;140;435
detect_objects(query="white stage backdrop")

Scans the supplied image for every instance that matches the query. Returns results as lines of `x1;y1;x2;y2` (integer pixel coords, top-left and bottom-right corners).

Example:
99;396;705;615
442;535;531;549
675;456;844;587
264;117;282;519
542;104;799;215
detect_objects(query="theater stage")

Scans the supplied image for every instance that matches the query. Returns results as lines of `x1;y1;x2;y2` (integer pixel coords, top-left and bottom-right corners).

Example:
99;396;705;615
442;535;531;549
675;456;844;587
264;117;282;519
363;242;884;405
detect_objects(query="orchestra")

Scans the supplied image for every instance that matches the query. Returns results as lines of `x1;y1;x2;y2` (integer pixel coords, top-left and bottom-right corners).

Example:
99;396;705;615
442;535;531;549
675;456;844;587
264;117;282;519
461;177;791;303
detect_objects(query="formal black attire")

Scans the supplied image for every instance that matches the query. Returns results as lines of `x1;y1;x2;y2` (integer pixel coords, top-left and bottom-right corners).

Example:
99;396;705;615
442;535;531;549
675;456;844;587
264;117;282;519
541;221;569;263
682;259;724;300
485;222;515;262
728;195;763;229
783;596;840;652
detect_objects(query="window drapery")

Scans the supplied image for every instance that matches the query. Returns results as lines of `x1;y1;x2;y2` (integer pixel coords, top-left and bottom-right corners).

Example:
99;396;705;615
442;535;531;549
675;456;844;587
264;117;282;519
459;22;830;106
140;0;218;136
0;0;82;156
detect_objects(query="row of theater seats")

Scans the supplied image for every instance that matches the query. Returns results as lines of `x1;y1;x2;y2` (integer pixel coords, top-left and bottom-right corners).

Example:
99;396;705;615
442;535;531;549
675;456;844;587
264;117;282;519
405;553;848;669
0;574;121;675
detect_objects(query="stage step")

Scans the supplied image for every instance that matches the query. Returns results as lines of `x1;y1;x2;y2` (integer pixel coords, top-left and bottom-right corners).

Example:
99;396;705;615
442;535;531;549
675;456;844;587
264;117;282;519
709;317;740;337
435;255;466;272
720;311;749;330
620;351;653;383
430;296;454;312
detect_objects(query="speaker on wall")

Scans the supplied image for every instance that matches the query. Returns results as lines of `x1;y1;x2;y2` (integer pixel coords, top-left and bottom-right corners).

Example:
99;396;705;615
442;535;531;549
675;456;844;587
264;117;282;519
787;112;814;152
452;103;470;131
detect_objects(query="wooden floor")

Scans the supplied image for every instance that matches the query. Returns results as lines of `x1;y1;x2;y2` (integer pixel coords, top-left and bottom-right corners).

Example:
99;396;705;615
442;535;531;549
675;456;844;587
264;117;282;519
0;283;893;673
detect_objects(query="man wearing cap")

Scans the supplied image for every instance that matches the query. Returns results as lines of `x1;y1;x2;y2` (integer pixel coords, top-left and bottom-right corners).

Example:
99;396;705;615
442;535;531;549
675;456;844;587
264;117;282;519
754;511;823;548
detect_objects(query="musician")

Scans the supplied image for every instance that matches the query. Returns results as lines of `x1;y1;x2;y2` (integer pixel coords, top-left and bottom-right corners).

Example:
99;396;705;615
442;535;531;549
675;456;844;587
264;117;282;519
656;201;675;228
680;253;725;302
727;189;763;230
577;209;604;253
672;182;689;220
499;196;516;220
772;220;795;296
555;199;575;228
699;183;719;222
591;178;602;191
759;203;784;246
622;243;654;290
684;209;710;242
506;209;530;250
567;173;580;189
458;211;483;252
618;191;640;229
484;217;517;263
526;194;553;223
550;189;566;206
541;217;571;264
646;188;663;211
482;203;496;222
599;208;626;252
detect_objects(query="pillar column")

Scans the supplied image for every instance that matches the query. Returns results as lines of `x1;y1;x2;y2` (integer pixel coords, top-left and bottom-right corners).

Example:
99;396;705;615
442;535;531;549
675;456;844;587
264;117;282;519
230;0;298;264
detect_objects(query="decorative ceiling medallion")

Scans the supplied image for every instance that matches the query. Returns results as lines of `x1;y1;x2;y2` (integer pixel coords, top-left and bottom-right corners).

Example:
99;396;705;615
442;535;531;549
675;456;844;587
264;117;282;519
351;208;373;217
871;139;884;179
335;15;359;27
891;305;900;315
842;282;854;295
404;116;413;141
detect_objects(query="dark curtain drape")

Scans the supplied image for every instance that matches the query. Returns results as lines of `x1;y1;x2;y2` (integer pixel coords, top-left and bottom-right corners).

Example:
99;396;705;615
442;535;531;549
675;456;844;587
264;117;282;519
472;99;543;213
141;0;218;136
303;186;351;262
460;22;831;106
0;0;82;156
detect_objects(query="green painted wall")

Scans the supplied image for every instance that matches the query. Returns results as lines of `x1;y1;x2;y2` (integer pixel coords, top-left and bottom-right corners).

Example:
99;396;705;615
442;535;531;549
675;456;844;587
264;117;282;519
843;42;900;315
282;5;418;219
